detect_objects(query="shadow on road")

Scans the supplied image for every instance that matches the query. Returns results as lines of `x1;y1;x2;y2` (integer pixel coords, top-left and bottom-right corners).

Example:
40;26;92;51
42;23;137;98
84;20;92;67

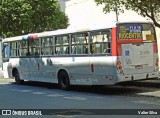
10;78;160;96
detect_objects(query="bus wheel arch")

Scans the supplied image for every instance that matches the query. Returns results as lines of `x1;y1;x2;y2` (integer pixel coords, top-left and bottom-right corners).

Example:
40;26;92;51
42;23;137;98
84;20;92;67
57;69;70;90
12;68;24;84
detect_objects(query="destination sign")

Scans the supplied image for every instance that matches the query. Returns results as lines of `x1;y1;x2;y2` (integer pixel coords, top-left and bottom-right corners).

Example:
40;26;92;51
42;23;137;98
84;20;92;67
118;24;142;40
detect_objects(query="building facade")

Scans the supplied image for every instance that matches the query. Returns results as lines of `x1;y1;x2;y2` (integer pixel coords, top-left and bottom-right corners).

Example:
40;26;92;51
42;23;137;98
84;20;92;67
59;0;160;67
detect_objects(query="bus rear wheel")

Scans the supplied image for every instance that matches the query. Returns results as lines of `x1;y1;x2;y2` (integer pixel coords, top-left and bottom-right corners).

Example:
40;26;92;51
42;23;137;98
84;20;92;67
14;70;24;84
58;71;70;90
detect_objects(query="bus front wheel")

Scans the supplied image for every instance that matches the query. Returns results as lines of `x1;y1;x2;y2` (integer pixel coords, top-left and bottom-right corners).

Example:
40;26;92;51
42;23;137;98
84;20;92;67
14;70;24;84
58;71;70;90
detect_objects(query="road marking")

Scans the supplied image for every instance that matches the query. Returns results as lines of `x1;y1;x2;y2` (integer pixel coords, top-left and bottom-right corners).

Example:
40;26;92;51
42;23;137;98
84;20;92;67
32;92;46;95
132;100;160;105
55;109;93;117
64;96;86;100
19;90;32;92
47;94;64;97
56;115;80;118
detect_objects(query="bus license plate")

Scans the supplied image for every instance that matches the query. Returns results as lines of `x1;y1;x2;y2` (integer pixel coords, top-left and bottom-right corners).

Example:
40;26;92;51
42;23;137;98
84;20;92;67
135;65;143;69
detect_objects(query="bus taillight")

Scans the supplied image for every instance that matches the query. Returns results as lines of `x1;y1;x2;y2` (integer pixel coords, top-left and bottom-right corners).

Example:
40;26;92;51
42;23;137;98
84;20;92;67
117;61;121;65
155;58;159;67
118;66;122;70
117;61;124;75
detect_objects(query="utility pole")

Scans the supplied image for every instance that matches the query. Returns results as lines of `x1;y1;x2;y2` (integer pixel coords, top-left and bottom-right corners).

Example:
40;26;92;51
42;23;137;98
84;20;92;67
115;3;118;22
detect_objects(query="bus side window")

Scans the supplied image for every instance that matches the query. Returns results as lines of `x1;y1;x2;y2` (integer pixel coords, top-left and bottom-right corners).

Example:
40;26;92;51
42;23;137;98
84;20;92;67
18;40;28;56
65;46;69;54
29;38;40;56
90;30;111;55
42;37;54;56
71;45;76;54
55;35;70;55
2;44;10;62
71;33;88;55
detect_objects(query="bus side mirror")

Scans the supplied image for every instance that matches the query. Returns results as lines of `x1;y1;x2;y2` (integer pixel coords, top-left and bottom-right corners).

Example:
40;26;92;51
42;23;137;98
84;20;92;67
2;43;10;62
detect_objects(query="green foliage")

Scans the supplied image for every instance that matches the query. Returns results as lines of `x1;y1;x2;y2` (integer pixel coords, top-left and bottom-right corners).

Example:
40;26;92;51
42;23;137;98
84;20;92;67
0;0;69;38
95;0;160;28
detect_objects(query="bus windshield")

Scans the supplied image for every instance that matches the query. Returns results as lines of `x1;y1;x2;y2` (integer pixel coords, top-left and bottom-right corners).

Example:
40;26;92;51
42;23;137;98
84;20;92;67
117;23;156;43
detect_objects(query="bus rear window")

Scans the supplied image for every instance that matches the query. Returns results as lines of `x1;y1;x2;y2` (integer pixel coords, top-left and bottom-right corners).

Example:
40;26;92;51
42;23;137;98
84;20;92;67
117;23;155;43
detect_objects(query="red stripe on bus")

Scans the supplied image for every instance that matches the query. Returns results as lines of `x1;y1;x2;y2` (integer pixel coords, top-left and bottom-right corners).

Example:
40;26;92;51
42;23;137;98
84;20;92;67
154;43;158;53
91;64;94;73
117;44;122;56
117;39;143;43
112;27;117;56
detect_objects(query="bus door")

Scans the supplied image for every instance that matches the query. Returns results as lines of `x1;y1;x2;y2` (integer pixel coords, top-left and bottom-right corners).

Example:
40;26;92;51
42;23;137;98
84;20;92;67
0;39;2;69
117;23;158;76
28;38;44;81
15;40;30;80
2;42;10;78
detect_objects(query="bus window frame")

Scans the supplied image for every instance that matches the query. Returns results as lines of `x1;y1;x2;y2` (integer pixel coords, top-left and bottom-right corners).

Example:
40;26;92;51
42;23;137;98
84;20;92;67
55;34;70;56
41;36;54;56
28;38;41;57
2;42;10;62
71;32;89;56
18;40;29;57
89;29;112;56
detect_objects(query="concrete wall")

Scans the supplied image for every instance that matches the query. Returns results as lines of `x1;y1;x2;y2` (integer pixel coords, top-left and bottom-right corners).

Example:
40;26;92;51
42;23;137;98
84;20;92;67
64;0;150;29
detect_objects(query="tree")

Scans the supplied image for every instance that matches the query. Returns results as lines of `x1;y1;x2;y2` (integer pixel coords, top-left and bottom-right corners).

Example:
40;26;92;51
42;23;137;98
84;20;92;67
95;0;160;28
0;0;69;38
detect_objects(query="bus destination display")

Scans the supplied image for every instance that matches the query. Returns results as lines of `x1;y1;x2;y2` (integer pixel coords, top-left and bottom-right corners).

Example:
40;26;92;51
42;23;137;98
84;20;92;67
118;24;143;41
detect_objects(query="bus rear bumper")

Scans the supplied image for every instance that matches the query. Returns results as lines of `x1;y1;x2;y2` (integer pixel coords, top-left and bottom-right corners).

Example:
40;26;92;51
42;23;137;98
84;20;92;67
116;72;159;83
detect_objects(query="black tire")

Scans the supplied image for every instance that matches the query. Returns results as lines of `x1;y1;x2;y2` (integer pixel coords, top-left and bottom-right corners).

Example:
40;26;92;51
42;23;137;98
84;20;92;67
14;70;24;84
58;71;70;90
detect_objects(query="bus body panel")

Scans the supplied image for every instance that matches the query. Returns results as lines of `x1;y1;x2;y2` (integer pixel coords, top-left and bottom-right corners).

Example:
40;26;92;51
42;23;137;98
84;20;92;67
7;56;116;85
90;56;115;85
7;58;30;80
116;71;159;82
65;57;91;85
116;22;159;81
19;58;30;80
28;58;51;82
121;43;157;74
2;62;10;78
1;21;159;88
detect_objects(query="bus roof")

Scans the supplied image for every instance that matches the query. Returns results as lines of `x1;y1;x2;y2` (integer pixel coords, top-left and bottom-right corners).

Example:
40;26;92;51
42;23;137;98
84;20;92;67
2;21;153;42
116;21;153;25
3;35;23;42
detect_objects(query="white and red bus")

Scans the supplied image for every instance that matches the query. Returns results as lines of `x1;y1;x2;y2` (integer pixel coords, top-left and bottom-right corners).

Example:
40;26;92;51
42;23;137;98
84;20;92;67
1;21;159;90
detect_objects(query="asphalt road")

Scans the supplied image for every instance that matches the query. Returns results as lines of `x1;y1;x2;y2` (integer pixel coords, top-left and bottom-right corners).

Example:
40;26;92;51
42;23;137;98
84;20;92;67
0;79;160;118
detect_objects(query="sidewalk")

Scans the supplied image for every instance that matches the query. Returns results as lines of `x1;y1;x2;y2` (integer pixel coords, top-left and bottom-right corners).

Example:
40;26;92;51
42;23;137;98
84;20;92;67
0;69;4;78
119;78;160;98
0;78;15;84
134;79;160;98
137;91;160;97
